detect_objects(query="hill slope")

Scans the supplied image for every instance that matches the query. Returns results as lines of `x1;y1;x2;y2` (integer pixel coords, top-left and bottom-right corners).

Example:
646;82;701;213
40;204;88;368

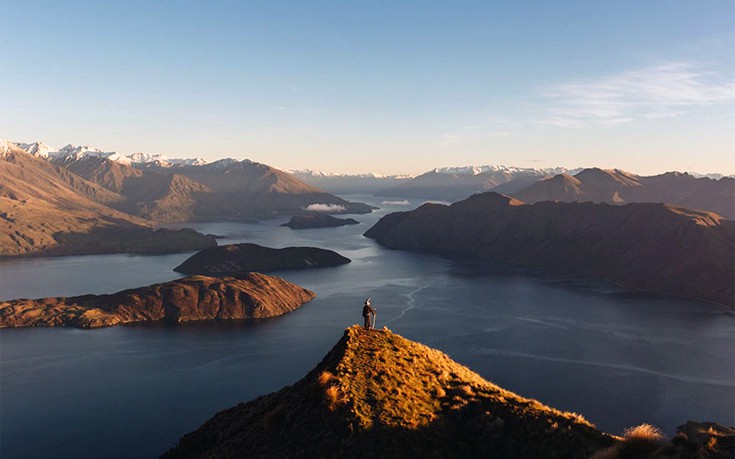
0;273;315;329
0;143;216;257
142;159;374;219
513;168;735;219
53;156;213;222
365;192;735;306
163;326;612;458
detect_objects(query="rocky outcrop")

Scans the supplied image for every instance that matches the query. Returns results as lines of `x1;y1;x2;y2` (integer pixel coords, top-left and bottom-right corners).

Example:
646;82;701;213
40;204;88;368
281;214;359;229
162;326;613;458
365;192;735;306
174;243;351;275
0;273;316;329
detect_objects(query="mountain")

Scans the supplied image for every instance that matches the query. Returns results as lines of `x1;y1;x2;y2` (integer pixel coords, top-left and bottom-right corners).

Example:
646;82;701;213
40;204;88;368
513;168;735;219
51;156;213;222
14;140;375;220
173;243;351;275
143;159;374;219
0;273;315;329
0;142;216;257
365;192;735;306
289;169;413;195
378;165;578;201
162;326;613;458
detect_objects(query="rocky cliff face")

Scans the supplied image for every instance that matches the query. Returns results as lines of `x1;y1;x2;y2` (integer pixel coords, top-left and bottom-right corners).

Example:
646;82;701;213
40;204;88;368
0;273;316;329
365;192;735;306
162;326;613;458
174;243;351;275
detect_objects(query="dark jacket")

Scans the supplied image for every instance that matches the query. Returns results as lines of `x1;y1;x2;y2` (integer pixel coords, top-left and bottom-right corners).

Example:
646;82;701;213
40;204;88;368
362;304;376;317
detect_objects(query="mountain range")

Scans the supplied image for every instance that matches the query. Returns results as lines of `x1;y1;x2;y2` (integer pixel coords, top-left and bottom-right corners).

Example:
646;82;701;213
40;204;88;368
377;165;579;201
365;192;735;307
512;168;735;220
0;141;216;257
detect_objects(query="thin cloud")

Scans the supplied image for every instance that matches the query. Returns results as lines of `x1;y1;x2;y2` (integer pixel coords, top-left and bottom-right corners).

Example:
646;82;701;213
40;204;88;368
537;62;735;127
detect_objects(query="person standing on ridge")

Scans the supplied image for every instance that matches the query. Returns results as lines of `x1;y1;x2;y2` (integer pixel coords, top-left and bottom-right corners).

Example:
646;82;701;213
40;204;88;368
362;298;376;330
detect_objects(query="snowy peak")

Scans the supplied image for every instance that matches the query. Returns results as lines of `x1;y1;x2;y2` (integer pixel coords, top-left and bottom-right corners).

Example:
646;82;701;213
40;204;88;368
426;164;578;177
288;169;414;179
11;140;211;167
14;141;58;158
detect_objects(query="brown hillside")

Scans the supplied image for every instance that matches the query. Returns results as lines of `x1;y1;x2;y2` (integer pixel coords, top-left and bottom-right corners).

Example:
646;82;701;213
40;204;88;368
0;273;315;329
365;192;735;306
163;326;613;458
55;156;213;222
0;143;215;257
143;159;374;219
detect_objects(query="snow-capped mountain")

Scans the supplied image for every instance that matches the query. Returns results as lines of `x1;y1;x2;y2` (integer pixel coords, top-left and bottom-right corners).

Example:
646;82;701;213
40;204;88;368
14;141;58;158
12;141;210;167
288;169;414;180
427;165;578;177
288;169;413;194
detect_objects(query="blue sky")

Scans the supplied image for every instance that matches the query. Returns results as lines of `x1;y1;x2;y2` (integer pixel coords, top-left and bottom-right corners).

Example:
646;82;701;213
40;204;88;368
2;1;733;174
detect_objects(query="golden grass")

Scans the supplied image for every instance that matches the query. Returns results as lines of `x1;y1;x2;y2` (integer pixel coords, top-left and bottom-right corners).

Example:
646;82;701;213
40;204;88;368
327;325;599;434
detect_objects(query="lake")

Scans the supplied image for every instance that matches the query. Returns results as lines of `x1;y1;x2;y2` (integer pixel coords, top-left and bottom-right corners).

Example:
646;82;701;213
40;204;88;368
1;195;733;458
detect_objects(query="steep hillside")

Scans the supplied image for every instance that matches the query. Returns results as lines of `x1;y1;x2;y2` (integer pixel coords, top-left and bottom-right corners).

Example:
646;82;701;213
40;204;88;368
54;156;213;222
163;326;613;458
365;192;735;306
143;159;374;219
0;143;215;257
0;273;315;328
514;168;735;219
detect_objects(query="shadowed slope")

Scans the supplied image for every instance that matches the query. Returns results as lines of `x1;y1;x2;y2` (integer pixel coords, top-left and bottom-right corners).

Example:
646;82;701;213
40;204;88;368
54;156;213;222
162;326;612;458
365;192;735;306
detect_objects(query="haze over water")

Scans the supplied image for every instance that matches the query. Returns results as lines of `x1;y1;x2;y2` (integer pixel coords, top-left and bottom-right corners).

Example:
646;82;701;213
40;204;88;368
1;196;733;459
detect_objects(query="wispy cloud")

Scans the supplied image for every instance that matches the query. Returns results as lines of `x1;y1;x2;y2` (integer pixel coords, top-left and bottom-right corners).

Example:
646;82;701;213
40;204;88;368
537;62;735;127
438;118;515;146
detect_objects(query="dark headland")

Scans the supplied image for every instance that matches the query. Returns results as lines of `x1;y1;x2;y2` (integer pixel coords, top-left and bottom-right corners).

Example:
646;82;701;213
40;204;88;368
364;192;735;307
0;273;315;329
174;243;351;276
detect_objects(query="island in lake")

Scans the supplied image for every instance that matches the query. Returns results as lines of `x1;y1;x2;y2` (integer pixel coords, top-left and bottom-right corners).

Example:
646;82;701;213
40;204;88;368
0;273;315;329
281;214;359;229
174;243;351;275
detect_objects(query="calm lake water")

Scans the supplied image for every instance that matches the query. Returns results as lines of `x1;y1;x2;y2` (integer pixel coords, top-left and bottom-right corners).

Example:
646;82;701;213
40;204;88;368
1;196;733;458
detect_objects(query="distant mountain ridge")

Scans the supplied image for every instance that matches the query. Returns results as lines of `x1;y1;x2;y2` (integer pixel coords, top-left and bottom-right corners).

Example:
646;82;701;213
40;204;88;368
11;140;374;222
513;167;735;219
378;164;583;201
